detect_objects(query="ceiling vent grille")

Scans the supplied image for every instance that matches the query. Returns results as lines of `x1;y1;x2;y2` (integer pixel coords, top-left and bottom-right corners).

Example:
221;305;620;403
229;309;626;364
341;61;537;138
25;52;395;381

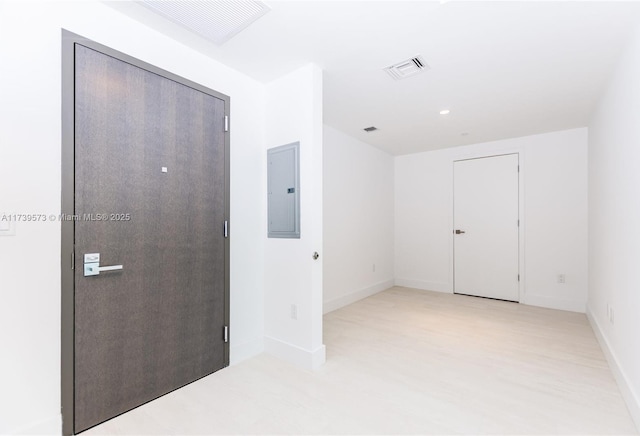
384;55;430;80
139;0;271;45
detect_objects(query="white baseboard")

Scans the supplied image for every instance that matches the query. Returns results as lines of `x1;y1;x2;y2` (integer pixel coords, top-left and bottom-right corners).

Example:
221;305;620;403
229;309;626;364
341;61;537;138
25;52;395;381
587;306;640;431
264;336;326;370
394;278;451;294
524;294;586;313
9;413;61;435
323;279;394;314
230;336;264;365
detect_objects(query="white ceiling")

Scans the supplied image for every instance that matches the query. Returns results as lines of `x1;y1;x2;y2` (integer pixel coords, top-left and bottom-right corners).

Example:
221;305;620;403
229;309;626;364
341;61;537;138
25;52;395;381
107;1;640;155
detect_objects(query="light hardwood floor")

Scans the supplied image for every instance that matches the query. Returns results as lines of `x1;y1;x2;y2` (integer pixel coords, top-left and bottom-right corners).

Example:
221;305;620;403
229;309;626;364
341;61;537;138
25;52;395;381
86;287;637;435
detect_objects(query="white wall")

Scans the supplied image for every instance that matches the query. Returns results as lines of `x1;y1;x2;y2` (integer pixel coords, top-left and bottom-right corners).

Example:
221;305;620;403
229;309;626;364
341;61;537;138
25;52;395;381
323;126;394;313
0;1;266;434
588;23;640;429
395;128;589;313
264;65;326;369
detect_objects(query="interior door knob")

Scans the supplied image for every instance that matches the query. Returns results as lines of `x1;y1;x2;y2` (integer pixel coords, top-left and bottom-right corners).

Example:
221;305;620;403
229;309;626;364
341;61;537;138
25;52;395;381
455;229;466;234
312;252;319;260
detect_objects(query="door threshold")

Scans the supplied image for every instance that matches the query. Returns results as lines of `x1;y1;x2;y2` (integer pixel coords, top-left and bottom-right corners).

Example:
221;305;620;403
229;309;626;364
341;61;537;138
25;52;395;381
453;292;519;304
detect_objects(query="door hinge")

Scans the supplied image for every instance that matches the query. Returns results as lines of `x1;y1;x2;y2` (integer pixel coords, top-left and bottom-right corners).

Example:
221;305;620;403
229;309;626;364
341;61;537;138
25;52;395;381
224;115;229;132
518;165;520;172
224;220;228;238
517;219;520;226
518;274;520;282
224;326;229;343
71;252;75;270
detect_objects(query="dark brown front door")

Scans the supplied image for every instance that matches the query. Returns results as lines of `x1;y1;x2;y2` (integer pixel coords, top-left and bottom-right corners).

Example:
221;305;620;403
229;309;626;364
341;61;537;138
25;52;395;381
73;43;228;433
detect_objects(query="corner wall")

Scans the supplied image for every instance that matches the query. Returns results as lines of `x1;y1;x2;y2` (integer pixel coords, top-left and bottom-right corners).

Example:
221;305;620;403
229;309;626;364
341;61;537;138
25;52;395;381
264;65;325;369
588;23;640;429
395;128;589;313
322;125;395;313
0;1;266;433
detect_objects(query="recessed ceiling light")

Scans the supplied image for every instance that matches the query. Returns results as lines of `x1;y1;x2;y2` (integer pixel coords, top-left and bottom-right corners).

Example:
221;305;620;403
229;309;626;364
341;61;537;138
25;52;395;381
363;126;378;132
439;109;451;115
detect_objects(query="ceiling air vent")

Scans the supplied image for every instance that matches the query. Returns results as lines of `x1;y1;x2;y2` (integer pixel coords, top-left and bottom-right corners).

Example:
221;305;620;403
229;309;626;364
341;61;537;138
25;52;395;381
139;0;271;45
384;55;430;80
363;126;378;132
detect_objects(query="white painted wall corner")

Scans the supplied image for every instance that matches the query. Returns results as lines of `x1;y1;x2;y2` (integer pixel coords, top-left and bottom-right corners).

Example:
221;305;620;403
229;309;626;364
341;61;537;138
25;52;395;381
587;307;640;431
264;336;326;370
230;336;265;365
323;279;394;314
524;294;587;313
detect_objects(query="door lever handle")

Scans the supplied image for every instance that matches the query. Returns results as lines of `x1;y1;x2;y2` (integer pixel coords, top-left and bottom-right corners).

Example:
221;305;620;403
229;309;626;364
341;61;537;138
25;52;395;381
84;262;123;276
96;264;123;272
83;253;123;277
455;229;466;234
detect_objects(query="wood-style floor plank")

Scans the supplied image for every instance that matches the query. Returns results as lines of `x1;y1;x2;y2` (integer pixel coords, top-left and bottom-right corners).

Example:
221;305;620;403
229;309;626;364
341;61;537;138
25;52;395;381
85;287;637;435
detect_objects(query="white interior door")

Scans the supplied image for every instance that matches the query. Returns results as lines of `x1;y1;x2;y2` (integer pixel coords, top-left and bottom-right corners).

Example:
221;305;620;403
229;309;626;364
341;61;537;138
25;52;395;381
453;154;519;301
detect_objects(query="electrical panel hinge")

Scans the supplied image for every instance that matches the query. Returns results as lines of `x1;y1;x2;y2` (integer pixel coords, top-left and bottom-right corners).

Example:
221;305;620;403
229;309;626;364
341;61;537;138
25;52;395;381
224;115;229;132
224;220;228;238
224;326;229;343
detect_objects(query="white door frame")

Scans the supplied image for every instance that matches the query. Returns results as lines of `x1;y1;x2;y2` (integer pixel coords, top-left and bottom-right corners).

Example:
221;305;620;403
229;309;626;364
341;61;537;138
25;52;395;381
448;148;526;303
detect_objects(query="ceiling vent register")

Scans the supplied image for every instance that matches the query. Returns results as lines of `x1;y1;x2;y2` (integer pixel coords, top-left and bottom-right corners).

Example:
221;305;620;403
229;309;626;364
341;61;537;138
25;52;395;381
139;0;271;45
384;55;430;80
